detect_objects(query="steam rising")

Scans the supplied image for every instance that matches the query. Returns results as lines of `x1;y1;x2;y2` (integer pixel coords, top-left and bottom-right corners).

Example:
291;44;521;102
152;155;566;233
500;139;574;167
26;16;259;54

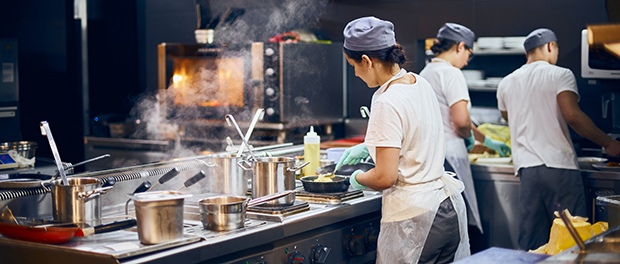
126;0;330;160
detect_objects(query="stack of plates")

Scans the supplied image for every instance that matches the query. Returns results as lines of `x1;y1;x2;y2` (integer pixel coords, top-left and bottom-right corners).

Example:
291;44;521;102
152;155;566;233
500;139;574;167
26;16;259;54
503;37;526;50
477;37;504;50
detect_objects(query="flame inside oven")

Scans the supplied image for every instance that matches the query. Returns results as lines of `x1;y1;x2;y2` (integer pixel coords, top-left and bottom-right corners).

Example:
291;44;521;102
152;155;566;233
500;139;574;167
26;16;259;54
172;57;245;107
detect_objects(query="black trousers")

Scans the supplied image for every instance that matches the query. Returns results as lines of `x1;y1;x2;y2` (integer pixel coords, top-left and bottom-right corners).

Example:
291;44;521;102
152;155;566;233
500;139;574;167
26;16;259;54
518;165;587;250
419;197;460;264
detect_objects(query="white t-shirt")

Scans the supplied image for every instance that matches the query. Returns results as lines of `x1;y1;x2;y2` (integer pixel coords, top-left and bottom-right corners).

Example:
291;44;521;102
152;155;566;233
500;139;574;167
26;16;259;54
419;59;472;143
365;70;446;185
497;61;580;172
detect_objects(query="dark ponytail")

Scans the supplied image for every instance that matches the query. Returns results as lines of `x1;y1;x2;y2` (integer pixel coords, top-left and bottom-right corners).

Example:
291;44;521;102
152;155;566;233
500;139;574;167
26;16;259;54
344;43;408;68
430;38;458;55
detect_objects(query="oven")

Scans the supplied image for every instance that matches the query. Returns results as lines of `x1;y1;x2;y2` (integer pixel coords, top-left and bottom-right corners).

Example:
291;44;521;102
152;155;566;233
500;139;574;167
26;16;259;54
158;42;345;123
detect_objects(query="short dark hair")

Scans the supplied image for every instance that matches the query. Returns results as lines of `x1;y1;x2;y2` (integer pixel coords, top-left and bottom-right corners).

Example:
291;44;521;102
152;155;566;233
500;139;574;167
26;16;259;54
430;38;459;55
344;44;408;68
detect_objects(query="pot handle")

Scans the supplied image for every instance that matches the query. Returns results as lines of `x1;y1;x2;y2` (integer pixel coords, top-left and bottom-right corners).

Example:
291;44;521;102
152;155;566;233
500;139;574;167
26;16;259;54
237;159;253;171
288;161;310;172
40;181;52;192
78;186;113;200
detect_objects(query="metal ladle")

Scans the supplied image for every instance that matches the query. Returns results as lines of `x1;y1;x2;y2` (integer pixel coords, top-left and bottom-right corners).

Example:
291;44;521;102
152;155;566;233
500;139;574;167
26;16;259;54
236;108;265;157
40;121;68;186
225;114;258;161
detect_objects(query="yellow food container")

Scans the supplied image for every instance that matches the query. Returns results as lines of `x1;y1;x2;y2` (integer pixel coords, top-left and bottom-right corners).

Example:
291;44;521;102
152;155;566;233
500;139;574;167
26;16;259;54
546;218;594;255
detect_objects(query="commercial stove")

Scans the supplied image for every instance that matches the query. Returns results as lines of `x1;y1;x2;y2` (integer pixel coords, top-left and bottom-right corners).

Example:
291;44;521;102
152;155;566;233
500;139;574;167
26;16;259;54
0;148;382;264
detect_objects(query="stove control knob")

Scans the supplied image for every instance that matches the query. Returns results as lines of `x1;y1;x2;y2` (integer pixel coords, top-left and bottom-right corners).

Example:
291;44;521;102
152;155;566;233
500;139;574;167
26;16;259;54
346;234;366;256
266;108;276;116
365;227;379;250
265;68;276;76
265;48;275;56
311;244;331;264
288;251;306;264
265;87;275;96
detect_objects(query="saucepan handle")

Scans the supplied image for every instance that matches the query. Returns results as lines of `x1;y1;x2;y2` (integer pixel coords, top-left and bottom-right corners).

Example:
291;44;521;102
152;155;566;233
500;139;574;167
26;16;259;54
237;159;253;171
288;161;310;172
78;186;113;200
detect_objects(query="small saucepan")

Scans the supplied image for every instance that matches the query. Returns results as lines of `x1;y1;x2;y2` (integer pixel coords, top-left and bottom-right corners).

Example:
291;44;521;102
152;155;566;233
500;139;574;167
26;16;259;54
300;175;350;193
198;190;296;231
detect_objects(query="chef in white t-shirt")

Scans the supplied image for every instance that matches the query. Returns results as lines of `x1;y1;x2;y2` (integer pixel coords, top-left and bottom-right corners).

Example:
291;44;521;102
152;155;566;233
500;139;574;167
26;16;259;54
497;28;620;251
335;16;470;263
420;22;510;234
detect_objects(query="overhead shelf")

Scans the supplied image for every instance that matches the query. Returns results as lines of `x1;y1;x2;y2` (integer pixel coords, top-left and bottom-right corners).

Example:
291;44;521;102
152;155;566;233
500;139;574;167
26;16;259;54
425;49;525;57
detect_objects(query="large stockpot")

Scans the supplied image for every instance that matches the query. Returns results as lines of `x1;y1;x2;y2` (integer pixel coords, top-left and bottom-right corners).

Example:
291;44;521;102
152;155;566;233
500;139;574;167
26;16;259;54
238;157;308;206
43;177;113;225
203;153;249;196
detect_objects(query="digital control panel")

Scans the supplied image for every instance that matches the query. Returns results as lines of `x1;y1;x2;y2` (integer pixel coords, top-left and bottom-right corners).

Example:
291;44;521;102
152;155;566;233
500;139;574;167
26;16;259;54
0;152;18;170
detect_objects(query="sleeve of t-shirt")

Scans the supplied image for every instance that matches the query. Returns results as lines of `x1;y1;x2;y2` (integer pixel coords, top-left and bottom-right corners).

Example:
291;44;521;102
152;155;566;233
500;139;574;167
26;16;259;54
443;69;471;107
497;79;506;111
365;99;402;149
555;68;580;102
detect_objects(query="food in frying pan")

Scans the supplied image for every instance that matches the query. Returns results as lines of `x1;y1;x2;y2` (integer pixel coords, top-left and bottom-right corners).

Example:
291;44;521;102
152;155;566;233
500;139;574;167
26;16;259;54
315;173;335;182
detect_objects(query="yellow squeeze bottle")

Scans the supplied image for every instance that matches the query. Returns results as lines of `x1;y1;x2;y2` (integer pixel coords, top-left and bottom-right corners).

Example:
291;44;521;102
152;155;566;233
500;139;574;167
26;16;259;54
303;126;320;176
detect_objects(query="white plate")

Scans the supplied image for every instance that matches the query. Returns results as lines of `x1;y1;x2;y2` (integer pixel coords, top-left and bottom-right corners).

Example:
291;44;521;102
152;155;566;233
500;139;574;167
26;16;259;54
474;157;512;164
592;163;620;171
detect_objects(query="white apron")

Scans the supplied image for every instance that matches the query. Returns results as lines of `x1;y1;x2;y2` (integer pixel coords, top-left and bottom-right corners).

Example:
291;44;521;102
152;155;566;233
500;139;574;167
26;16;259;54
376;172;470;264
445;139;483;233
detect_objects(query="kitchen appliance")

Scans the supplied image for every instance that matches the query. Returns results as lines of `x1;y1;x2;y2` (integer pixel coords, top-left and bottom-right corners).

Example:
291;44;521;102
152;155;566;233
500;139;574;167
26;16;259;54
44;177;113;225
238;157;307;206
0;39;20;142
158;42;345;123
581;28;620;79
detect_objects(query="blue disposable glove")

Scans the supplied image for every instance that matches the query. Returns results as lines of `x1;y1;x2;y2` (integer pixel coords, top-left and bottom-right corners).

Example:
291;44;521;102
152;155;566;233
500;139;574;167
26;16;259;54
350;170;367;190
335;143;370;171
464;131;475;152
483;136;512;157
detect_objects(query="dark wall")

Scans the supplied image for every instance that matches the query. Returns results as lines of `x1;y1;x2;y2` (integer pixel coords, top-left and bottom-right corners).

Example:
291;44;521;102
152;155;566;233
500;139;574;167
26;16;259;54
0;0;85;163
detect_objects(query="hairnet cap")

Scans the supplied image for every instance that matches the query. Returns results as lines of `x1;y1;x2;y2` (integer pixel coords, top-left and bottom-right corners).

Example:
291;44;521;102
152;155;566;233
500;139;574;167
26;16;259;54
343;16;396;51
436;23;475;49
524;28;557;51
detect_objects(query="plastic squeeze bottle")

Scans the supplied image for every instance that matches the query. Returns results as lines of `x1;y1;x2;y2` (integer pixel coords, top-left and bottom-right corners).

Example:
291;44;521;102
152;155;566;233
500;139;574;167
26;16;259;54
303;126;321;176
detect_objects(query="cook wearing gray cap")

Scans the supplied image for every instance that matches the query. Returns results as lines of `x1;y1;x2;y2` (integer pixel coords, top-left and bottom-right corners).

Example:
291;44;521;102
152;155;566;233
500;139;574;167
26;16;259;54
497;27;620;251
339;16;471;263
420;21;500;239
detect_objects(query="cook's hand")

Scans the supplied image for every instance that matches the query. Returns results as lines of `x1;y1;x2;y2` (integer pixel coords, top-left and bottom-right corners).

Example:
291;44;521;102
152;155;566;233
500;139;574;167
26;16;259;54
604;139;620;157
464;131;475;152
350;170;367;190
483;136;511;157
335;143;370;171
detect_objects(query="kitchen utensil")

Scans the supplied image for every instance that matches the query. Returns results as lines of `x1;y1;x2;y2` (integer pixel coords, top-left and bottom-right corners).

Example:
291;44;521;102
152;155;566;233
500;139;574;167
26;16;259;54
127;190;192;245
203;153;249;196
0;218;137;244
578;157;608;170
53;154;111;179
0;141;38;159
225;114;258;161
596;195;620;228
316;162;375;176
236;108;264;157
177;170;206;191
41;177;113;225
558;208;586;252
149;167;181;190
0;173;53;189
238;157;308;206
40;121;68;185
198;189;297;231
300;175;350;193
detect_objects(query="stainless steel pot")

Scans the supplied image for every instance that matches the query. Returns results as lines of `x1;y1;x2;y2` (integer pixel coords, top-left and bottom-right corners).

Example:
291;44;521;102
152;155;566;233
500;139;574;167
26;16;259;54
203;153;249;196
43;177;112;225
127;190;192;245
198;190;296;231
238;157;308;206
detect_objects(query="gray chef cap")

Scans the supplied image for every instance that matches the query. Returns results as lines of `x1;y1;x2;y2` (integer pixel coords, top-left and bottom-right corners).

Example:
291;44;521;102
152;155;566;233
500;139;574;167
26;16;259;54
436;23;475;49
524;28;557;52
343;16;396;51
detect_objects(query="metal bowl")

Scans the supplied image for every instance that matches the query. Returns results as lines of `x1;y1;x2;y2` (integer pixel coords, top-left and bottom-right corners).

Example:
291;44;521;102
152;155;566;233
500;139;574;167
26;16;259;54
0;141;38;159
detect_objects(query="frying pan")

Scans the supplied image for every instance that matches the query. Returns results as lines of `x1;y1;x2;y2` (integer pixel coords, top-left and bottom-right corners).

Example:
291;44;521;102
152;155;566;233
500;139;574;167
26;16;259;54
300;176;350;193
0;218;137;244
316;162;375;176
